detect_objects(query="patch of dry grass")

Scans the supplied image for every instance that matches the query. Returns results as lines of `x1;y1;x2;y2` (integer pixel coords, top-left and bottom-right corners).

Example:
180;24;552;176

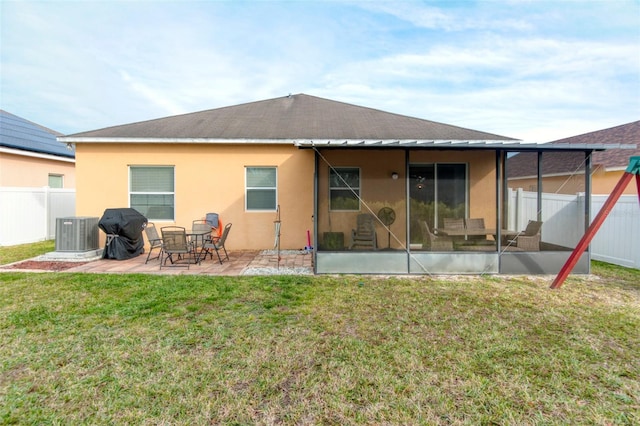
0;264;638;424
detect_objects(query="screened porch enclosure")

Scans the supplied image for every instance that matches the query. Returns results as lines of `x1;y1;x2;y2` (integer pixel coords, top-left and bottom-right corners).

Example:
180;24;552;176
313;148;591;275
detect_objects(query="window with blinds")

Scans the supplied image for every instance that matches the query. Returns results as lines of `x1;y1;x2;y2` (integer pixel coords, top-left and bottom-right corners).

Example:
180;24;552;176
129;166;175;220
246;167;277;211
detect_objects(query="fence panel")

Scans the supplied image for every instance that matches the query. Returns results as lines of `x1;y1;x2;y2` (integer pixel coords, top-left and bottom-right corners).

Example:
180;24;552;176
508;189;639;269
0;187;75;246
507;189;584;247
540;192;585;248
47;189;77;240
591;195;639;268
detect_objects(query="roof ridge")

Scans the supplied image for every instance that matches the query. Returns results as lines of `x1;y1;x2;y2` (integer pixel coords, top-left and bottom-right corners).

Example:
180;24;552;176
64;94;519;141
550;120;640;144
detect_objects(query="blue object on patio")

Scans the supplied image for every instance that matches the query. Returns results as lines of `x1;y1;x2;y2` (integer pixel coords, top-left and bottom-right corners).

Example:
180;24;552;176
205;213;219;228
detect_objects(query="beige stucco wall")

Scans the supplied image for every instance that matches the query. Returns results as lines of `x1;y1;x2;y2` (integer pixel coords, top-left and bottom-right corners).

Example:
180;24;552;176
508;169;638;196
0;151;76;187
592;170;638;195
75;143;314;250
76;143;501;252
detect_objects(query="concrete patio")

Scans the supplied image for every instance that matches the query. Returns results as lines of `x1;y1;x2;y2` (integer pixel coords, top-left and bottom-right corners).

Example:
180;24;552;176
5;250;314;276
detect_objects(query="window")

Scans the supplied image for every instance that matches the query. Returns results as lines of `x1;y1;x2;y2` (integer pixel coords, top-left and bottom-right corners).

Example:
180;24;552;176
246;167;277;211
129;166;175;220
330;167;360;210
48;174;63;188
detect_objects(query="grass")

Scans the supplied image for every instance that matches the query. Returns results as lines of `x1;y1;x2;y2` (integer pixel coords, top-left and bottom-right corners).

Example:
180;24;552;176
0;246;639;424
0;240;54;265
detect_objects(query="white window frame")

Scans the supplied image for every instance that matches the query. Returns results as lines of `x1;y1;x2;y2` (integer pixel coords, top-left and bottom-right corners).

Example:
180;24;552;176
129;165;175;221
245;166;278;212
329;166;361;211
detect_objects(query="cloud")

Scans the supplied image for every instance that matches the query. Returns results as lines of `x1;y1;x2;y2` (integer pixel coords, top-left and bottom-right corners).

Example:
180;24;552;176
1;0;638;142
312;29;639;141
357;1;532;32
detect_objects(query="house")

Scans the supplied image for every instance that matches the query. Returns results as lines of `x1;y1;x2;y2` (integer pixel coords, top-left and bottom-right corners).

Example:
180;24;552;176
59;94;617;275
0;110;75;188
507;120;639;195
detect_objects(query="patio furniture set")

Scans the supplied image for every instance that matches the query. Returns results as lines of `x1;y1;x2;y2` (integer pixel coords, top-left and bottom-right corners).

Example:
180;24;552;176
144;216;232;269
432;218;543;252
348;213;542;252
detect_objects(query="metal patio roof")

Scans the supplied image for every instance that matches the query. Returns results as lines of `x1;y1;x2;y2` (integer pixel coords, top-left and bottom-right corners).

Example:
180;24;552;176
293;139;630;151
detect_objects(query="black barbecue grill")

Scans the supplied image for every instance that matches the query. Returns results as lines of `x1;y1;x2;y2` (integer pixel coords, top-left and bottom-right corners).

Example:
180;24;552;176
98;208;147;260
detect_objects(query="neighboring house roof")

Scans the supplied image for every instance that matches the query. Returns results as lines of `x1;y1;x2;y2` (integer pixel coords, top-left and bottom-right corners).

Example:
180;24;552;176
0;110;74;159
551;120;640;170
507;120;639;178
63;93;518;142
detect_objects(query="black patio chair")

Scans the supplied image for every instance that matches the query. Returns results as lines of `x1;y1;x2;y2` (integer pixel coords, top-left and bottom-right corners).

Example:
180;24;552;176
203;223;232;264
143;222;163;264
160;226;192;269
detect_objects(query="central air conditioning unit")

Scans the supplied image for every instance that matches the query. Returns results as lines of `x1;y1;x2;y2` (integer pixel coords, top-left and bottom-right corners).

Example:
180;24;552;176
55;217;100;252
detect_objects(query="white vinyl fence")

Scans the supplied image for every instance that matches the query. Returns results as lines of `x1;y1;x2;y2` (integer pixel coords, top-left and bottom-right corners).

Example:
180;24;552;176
508;189;640;269
591;194;640;268
0;187;76;246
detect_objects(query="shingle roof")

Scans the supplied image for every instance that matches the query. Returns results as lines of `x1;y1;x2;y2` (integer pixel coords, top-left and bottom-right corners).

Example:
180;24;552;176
0;110;74;158
550;120;640;169
64;94;517;141
507;120;640;178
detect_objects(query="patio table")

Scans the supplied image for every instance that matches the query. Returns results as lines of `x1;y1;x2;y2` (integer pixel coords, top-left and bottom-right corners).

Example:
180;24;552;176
186;228;212;264
436;228;513;241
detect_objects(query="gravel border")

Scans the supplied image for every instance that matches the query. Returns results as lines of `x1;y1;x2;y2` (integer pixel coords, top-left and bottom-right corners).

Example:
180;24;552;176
242;266;313;276
241;249;314;275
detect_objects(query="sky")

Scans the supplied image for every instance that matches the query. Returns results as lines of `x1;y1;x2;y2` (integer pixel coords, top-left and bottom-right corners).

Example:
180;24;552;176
1;0;639;142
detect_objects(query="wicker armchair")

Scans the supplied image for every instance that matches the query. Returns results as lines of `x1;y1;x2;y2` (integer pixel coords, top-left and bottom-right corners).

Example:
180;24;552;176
443;217;464;230
349;214;378;250
419;221;453;251
506;220;542;251
465;218;485;231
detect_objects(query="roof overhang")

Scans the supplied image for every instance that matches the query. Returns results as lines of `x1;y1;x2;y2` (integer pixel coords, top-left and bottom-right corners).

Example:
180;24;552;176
0;146;76;163
57;136;635;153
57;137;298;144
294;140;629;151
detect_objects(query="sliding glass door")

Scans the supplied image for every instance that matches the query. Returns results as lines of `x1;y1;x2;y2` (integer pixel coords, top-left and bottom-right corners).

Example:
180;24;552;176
409;163;467;248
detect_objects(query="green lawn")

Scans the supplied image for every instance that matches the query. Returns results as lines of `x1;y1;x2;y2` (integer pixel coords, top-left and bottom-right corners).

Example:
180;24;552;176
0;244;639;424
0;240;55;265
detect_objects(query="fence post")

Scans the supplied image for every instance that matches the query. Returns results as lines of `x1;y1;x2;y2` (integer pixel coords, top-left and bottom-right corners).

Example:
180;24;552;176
577;192;585;240
43;186;50;240
516;188;524;231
